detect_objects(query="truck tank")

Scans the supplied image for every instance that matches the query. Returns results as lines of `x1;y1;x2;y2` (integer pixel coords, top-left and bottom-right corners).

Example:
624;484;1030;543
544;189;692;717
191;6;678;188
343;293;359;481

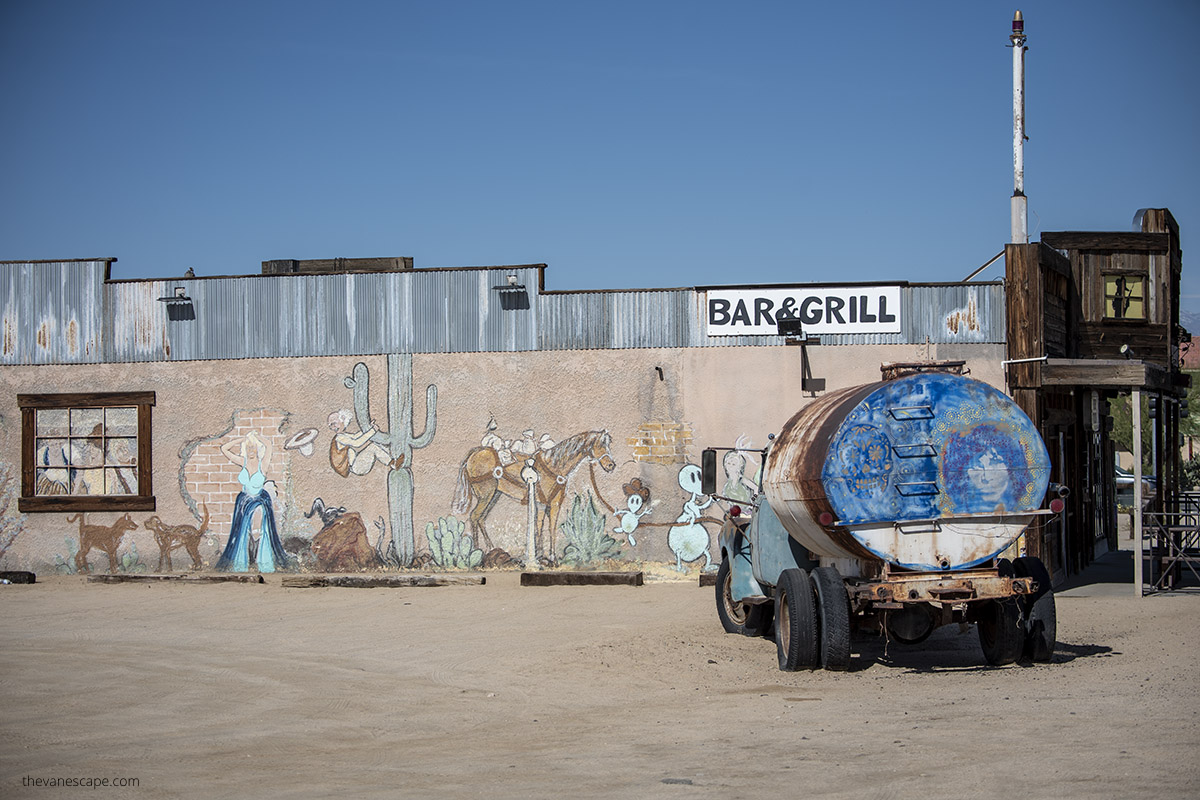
763;372;1051;571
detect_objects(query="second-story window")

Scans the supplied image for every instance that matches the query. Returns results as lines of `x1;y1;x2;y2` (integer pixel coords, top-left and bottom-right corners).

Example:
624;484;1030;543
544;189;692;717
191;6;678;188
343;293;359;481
1103;274;1146;320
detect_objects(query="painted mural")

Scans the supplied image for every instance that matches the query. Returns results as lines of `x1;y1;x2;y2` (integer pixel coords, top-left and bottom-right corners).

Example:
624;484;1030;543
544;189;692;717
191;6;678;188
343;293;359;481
0;355;742;577
214;431;294;572
612;479;651;546
451;428;617;564
144;505;209;571
63;512;144;574
340;355;437;565
821;372;1050;526
0;462;23;564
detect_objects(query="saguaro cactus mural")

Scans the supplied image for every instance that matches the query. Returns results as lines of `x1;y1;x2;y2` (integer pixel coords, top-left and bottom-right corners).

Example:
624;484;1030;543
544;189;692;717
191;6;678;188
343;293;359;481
344;354;437;565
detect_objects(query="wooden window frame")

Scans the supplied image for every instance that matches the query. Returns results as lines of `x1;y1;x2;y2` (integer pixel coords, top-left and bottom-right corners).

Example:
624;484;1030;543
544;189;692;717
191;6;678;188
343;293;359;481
1102;272;1147;321
18;392;155;512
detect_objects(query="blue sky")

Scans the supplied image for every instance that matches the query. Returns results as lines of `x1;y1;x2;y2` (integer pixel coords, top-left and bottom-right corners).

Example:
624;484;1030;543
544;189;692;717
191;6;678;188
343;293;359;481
2;1;1197;310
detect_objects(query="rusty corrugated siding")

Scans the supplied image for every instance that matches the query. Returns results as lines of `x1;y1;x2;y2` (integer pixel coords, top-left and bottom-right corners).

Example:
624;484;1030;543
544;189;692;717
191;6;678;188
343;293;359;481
0;260;107;364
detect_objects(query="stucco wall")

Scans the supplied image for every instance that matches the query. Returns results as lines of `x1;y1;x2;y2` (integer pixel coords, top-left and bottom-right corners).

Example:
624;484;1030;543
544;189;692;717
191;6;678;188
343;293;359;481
0;342;1005;575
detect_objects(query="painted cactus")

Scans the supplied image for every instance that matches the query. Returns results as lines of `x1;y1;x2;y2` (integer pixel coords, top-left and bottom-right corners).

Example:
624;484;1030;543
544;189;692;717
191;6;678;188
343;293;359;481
426;516;483;570
560;492;620;565
345;354;437;566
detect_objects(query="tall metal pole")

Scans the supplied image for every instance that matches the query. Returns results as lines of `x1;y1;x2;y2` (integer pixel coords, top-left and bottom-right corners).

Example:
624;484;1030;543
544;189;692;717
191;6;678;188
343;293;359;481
1010;10;1028;244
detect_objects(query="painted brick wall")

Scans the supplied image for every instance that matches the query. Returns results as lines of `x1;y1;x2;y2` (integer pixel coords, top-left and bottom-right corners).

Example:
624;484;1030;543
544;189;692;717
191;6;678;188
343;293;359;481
183;410;290;534
627;421;694;465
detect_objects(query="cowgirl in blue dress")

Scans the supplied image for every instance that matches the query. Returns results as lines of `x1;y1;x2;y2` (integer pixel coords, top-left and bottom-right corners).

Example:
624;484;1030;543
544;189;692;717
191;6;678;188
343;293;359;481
215;430;294;572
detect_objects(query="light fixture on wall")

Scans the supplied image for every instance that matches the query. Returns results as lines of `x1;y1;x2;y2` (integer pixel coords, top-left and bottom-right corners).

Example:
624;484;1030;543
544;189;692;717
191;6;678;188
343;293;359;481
157;286;196;321
492;274;529;311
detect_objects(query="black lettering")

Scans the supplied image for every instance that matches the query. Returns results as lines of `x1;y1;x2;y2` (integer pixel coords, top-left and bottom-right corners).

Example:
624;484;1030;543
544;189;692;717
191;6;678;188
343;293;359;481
709;298;730;326
826;296;846;324
878;295;896;323
860;295;876;323
754;298;775;327
800;296;822;325
731;299;751;325
849;295;857;323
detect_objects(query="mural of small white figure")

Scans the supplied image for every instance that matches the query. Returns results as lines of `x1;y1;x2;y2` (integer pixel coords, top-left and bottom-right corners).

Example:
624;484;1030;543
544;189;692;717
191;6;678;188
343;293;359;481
668;464;715;572
327;409;403;477
722;435;760;503
612;478;651;546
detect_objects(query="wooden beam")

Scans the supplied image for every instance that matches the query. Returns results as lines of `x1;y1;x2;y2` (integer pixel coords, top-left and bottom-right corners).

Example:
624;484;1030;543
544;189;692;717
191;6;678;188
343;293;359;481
1041;359;1176;393
1041;232;1169;253
520;571;644;587
87;574;264;584
282;574;486;588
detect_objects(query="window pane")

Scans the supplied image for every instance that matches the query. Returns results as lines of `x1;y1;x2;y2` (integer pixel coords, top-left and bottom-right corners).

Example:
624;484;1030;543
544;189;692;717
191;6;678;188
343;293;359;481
35;468;72;495
74;469;104;495
36;408;69;437
106;437;138;466
106;407;138;437
70;408;104;437
105;468;136;495
1127;297;1145;319
35;438;70;465
74;438;104;467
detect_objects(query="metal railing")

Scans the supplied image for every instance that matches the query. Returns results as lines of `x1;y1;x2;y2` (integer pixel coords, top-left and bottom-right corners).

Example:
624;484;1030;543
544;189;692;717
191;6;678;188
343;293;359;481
1140;491;1200;592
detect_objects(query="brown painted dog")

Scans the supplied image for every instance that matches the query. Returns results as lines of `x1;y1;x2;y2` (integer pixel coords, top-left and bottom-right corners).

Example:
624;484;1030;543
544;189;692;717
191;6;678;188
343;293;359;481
144;504;209;572
68;512;138;573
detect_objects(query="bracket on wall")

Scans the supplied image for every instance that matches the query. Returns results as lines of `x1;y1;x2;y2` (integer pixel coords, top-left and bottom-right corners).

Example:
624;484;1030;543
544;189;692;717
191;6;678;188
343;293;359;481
492;281;530;311
157;287;195;321
777;318;824;393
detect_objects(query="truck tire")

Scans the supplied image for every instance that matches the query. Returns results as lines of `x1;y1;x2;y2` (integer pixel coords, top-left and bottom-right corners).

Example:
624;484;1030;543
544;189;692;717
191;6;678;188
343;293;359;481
775;568;818;671
812;566;852;671
1013;556;1056;662
716;558;768;636
977;598;1024;666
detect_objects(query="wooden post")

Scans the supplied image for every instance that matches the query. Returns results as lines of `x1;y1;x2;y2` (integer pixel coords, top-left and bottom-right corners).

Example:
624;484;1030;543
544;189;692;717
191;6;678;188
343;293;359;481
1133;388;1144;596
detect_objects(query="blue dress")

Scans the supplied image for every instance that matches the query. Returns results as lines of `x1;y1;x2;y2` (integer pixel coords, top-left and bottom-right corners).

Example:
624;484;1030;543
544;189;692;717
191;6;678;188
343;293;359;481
216;467;294;572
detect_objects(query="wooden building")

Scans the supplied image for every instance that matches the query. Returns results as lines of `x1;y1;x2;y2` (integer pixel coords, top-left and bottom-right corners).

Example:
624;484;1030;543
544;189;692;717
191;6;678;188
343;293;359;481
1006;208;1187;577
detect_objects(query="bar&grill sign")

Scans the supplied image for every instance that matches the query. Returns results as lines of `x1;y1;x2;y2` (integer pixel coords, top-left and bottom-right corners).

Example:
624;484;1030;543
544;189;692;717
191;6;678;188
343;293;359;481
706;286;903;336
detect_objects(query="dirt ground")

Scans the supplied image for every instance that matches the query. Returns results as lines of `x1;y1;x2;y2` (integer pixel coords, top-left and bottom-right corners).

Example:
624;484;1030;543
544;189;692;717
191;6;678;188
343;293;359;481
1;559;1197;799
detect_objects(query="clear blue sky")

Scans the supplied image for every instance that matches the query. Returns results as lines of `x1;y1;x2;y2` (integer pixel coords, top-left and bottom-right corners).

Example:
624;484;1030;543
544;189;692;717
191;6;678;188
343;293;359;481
2;1;1197;310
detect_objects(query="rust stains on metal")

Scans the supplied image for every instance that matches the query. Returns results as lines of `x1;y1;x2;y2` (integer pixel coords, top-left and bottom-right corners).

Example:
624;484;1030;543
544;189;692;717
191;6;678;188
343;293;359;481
945;292;981;336
849;571;1032;607
66;318;79;355
2;314;14;357
36;321;50;351
764;383;881;560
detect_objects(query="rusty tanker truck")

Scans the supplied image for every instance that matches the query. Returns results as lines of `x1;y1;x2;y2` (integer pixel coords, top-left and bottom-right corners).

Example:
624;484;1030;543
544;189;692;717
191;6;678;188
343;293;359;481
705;367;1062;671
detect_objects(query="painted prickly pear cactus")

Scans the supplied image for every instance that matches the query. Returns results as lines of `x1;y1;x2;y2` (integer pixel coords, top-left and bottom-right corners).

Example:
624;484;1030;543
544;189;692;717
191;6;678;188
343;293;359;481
425;515;483;570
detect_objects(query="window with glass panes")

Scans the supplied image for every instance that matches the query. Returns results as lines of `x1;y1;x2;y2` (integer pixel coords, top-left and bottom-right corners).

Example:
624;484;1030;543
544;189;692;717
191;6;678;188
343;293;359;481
18;393;154;512
1103;274;1147;320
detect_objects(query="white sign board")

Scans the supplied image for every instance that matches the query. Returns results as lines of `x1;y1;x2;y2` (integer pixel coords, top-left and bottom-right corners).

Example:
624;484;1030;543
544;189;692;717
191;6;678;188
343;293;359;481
706;286;903;336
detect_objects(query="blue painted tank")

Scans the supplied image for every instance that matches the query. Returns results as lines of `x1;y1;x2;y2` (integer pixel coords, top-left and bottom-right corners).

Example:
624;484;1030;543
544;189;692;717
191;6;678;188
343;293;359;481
763;372;1051;571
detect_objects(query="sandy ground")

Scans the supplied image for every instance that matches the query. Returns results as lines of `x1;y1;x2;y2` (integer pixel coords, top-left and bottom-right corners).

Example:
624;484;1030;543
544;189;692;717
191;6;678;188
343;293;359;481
1;557;1197;799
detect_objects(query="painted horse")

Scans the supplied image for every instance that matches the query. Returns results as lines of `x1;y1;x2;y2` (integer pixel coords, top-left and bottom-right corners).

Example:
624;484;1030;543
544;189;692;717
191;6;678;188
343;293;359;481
451;430;616;562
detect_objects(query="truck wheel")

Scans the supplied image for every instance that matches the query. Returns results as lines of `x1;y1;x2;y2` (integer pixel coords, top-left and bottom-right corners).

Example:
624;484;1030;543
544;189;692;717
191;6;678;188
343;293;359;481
1013;556;1056;662
716;559;768;636
812;566;852;671
775;568;818;671
977;598;1024;666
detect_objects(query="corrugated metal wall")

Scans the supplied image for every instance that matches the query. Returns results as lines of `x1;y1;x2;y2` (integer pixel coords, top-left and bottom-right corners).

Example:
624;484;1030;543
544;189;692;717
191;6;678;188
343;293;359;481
0;260;107;364
0;260;1005;365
